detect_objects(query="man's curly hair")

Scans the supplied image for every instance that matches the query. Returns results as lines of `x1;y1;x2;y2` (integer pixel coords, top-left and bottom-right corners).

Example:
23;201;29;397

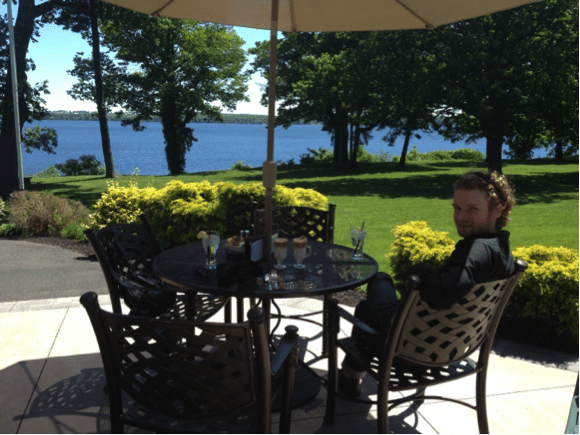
454;171;516;230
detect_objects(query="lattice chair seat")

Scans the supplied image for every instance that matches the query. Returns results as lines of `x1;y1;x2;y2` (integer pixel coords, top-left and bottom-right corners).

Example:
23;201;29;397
325;259;528;433
85;214;227;321
81;292;300;434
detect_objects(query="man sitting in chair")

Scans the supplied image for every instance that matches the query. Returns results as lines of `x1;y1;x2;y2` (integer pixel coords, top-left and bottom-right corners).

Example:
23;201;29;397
340;171;517;398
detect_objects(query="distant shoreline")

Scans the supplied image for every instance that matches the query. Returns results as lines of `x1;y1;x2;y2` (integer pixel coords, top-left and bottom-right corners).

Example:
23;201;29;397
39;111;318;126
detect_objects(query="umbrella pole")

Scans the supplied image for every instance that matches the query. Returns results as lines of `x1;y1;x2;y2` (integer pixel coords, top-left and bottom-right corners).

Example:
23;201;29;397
7;0;24;191
262;0;279;262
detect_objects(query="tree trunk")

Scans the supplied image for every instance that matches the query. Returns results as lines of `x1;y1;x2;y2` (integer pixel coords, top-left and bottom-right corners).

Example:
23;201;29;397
348;123;360;169
0;0;41;199
554;140;564;161
162;106;182;175
398;128;412;167
486;132;504;173
90;0;116;179
333;109;349;170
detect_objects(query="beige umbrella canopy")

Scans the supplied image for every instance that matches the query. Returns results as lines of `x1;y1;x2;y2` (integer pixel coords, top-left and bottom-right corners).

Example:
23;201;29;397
101;0;539;259
102;0;539;31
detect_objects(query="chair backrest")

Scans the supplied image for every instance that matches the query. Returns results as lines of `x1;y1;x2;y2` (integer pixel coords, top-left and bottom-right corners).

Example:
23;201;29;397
386;259;528;368
84;217;170;315
250;201;336;243
80;292;276;433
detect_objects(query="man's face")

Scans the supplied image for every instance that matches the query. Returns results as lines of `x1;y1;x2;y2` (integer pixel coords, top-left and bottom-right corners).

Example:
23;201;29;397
453;189;502;238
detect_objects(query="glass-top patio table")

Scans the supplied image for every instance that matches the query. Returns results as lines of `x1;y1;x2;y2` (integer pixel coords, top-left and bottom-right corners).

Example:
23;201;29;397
152;239;378;321
153;238;378;408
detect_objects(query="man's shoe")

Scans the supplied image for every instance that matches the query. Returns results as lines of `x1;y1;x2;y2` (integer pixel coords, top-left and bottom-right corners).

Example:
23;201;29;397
338;369;362;398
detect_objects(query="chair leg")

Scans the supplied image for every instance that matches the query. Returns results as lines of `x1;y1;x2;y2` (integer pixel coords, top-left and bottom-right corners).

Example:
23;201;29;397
324;302;339;425
321;295;329;357
476;369;490;433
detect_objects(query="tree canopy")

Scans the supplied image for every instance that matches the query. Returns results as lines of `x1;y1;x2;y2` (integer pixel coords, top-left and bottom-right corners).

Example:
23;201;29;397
251;0;578;172
69;9;249;175
430;0;579;171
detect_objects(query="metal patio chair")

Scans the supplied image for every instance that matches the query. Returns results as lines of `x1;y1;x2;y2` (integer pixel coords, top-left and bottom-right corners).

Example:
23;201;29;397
85;214;228;321
325;259;528;433
81;292;300;433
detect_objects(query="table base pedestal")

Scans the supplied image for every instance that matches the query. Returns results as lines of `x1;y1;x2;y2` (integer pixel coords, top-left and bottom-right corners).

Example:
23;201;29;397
272;362;323;411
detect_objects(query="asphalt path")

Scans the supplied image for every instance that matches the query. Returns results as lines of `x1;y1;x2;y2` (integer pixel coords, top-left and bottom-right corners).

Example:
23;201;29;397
0;239;108;303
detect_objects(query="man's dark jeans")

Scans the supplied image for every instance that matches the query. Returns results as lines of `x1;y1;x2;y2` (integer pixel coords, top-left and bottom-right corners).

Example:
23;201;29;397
343;272;399;373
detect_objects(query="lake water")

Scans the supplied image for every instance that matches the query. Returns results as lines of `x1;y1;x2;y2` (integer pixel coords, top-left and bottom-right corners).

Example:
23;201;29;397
22;120;549;176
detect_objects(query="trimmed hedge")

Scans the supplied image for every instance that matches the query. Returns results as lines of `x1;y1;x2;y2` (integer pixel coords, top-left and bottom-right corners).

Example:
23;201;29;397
507;245;578;346
388;221;579;349
91;180;328;247
388;221;455;290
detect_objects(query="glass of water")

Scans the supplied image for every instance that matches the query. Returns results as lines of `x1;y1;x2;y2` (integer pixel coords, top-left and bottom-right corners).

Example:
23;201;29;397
350;225;366;260
202;231;220;270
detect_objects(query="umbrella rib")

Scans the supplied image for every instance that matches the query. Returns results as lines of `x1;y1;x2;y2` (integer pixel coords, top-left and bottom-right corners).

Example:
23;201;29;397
289;0;297;32
151;0;176;17
394;0;435;29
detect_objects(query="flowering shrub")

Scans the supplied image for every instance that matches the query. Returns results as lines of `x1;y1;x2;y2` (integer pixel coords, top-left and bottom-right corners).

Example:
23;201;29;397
90;180;329;247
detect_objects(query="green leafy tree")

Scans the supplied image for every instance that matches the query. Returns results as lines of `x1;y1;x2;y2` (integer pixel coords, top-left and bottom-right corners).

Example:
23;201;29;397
70;10;249;175
430;0;578;171
21;125;57;154
361;30;444;166
251;32;380;170
0;0;92;199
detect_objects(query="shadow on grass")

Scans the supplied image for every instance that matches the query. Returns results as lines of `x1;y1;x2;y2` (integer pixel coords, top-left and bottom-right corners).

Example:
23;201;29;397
228;161;578;205
286;171;577;205
29;181;107;208
28;160;578;208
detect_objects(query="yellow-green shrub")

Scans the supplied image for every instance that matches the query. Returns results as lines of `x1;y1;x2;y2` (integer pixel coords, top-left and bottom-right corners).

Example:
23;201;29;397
387;221;579;349
388;221;455;290
506;245;579;345
91;181;144;228
90;180;328;247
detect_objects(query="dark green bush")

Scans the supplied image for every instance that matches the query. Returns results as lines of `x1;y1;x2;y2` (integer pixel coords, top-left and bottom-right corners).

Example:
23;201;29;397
34;165;61;178
7;190;91;237
55;154;105;176
61;221;89;240
230;161;253;170
450;148;486;160
0;223;21;237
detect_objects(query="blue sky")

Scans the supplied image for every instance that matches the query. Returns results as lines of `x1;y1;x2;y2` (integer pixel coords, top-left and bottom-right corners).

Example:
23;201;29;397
1;4;273;114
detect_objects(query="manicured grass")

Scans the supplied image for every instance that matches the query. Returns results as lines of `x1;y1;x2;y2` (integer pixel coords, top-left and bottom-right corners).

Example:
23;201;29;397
28;158;579;274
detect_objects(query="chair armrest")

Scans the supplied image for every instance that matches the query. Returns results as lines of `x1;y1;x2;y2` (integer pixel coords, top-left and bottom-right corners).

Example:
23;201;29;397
270;325;299;376
327;299;382;337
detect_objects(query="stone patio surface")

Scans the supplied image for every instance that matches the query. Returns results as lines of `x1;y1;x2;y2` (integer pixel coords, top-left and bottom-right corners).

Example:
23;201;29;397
0;240;577;433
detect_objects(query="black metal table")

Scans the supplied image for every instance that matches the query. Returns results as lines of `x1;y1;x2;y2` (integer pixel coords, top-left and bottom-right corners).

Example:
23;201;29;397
153;239;378;408
153;239;378;303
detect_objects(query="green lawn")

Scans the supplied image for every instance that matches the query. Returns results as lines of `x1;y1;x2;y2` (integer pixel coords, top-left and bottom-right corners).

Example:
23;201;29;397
28;158;579;274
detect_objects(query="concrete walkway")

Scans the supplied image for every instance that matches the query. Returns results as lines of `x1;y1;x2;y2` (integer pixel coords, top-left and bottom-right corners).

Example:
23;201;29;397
0;240;577;433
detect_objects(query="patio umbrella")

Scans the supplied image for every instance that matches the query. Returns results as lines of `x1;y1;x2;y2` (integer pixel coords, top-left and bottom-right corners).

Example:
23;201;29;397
100;0;539;259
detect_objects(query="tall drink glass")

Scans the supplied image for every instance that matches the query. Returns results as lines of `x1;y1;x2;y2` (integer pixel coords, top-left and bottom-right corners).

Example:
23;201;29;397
202;231;220;270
